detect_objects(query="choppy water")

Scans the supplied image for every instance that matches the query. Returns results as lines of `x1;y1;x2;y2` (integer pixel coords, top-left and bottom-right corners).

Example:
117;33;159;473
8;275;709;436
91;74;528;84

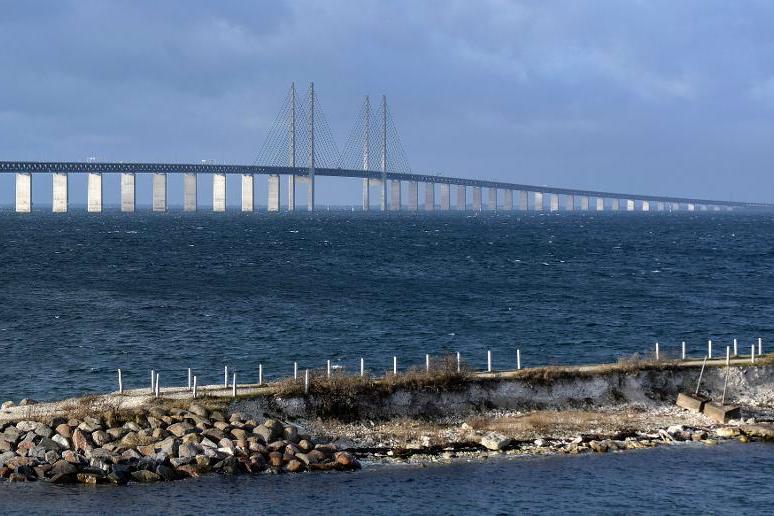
0;442;772;515
0;211;772;402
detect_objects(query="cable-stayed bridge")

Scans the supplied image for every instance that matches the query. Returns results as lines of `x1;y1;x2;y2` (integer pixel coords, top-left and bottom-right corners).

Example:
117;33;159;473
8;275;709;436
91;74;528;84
1;82;771;213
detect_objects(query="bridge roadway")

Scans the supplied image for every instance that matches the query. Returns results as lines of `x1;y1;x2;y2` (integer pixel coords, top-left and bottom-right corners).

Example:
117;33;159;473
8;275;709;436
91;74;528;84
1;160;771;211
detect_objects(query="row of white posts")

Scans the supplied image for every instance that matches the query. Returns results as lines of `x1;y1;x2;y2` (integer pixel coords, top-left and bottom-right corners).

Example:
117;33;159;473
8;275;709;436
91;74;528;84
655;338;763;362
120;339;767;398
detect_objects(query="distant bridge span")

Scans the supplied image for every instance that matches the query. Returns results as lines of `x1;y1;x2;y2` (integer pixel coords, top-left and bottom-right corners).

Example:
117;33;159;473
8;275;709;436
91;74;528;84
0;160;770;212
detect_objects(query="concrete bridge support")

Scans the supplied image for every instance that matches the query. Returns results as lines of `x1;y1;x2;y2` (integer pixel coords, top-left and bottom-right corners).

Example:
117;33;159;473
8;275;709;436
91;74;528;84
307;175;315;212
52;173;68;213
534;192;543;211
121;173;135;212
472;187;482;211
15;172;31;213
288;175;297;211
457;185;466;210
241;174;254;212
439;183;450;211
487;188;497;211
579;196;589;211
595;197;604;211
611;199;620;211
87;173;103;213
424;183;435;211
213;173;226;212
671;202;679;211
549;193;559;212
407;181;419;211
268;175;280;212
566;194;575;211
184;173;197;212
626;199;635;211
152;173;167;212
642;200;650;212
391;180;401;211
518;190;528;210
656;201;664;211
503;190;513;211
687;203;695;211
362;178;369;211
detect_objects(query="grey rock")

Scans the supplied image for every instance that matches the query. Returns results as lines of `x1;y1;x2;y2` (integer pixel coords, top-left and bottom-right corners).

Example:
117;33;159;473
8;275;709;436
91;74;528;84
480;432;511;451
52;434;70;449
16;421;39;432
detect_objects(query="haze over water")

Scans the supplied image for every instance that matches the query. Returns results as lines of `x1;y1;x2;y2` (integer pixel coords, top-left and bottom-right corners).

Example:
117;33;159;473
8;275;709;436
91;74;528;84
0;211;771;402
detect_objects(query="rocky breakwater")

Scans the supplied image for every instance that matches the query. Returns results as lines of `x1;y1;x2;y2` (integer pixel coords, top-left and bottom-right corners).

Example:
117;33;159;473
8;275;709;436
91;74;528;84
0;404;359;485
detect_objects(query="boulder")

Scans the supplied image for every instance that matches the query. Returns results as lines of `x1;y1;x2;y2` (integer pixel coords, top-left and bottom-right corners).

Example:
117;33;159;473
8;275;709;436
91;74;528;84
1;401;14;410
52;434;70;450
130;470;161;483
188;404;209;418
283;426;299;443
16;421;39;432
741;424;774;441
155;464;176;481
480;433;511;451
268;451;284;467
286;459;305;473
34;425;54;438
72;429;93;453
167;422;195;437
335;451;360;469
91;430;110;447
177;443;200;458
156;437;179;456
715;427;740;438
230;428;248;441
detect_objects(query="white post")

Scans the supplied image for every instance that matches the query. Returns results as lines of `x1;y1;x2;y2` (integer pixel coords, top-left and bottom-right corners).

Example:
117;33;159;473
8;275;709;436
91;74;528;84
118;369;123;394
751;345;755;364
150;369;155;392
708;340;712;359
232;373;237;397
426;354;430;372
192;376;197;398
759;337;763;356
393;356;397;376
360;357;364;377
733;339;738;357
259;364;263;386
304;369;309;394
224;365;228;387
327;360;331;378
187;368;192;390
681;341;686;360
517;349;521;370
726;346;730;367
155;373;160;398
655;342;660;361
294;362;298;380
456;352;461;373
487;350;492;372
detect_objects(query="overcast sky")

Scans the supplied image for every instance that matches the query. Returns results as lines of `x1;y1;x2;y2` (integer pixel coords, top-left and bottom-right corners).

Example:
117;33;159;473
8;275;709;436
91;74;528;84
1;0;773;206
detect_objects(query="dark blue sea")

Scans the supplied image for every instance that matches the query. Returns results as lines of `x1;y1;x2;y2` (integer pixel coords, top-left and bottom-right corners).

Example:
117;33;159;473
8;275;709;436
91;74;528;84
0;211;772;401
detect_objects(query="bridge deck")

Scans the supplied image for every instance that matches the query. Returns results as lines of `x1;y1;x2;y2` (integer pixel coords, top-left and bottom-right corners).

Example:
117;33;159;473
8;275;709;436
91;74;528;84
0;161;769;209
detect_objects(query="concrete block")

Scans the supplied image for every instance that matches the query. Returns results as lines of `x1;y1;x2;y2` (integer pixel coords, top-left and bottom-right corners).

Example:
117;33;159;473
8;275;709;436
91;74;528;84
213;173;226;212
268;175;280;212
152;173;167;212
52;173;68;213
241;174;254;212
15;172;32;213
703;403;741;424
121;173;135;213
676;393;708;413
184;173;197;212
87;173;103;213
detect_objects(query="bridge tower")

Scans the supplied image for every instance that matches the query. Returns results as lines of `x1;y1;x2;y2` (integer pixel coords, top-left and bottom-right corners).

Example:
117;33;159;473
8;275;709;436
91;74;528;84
380;95;388;211
362;96;370;211
307;82;315;211
288;82;296;211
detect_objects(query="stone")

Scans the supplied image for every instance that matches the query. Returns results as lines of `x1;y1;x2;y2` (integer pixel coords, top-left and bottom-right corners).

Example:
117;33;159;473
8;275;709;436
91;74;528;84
137;445;157;457
156;464;176;481
170;457;193;468
741;424;774;441
37;436;62;452
178;443;200;458
34;425;54;438
131;470;161;482
167;422;195;437
156;437;179;456
91;430;110;446
77;473;102;485
55;423;72;438
298;439;314;452
78;420;102;433
253;425;273;443
667;425;685;435
231;428;248;440
480;432;511;451
0;451;18;466
286;459;305;473
62;450;80;463
335;451;359;469
268;451;284;467
121;449;142;461
715;427;740;438
72;429;93;452
107;427;127;440
16;421;38;432
188;404;209;418
283;426;299;443
176;464;201;477
1;401;15;410
18;399;37;406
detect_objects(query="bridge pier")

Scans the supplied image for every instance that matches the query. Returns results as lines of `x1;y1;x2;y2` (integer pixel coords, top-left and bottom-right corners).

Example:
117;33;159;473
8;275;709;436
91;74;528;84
15;172;31;213
424;183;435;211
307;175;315;212
656;201;664;211
241;174;254;212
439;183;450;211
579;195;589;211
687;203;695;211
671;202;679;211
518;190;528;210
268;175;280;212
503;190;513;211
457;185;466;210
641;200;650;212
87;173;103;213
487;188;497;211
362;178;370;211
184;173;197;212
391;180;401;211
566;194;575;211
120;173;135;212
213;173;226;212
377;179;386;211
153;173;167;212
288;175;297;211
595;197;604;211
611;198;620;211
52;172;68;213
549;193;559;212
407;181;418;211
626;199;635;211
533;192;543;211
472;187;482;211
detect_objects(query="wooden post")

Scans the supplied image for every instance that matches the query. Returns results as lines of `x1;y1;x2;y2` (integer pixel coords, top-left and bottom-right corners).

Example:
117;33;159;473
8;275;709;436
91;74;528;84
487;350;492;372
517;349;521;370
187;368;192;390
232;373;237;398
304;369;309;394
259;364;263;386
682;341;686;360
192;376;197;398
118;369;123;394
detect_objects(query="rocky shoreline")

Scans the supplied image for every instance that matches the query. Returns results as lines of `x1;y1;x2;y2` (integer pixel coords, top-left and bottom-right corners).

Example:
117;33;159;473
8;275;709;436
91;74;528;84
0;403;360;484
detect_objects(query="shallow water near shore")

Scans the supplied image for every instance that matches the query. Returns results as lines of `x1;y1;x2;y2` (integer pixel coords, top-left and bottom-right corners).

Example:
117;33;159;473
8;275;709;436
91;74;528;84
0;441;771;515
0;211;773;402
